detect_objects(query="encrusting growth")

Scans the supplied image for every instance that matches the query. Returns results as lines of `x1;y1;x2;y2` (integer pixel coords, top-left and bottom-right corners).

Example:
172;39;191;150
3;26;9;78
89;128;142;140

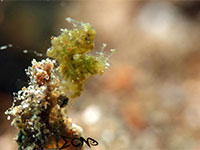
5;18;114;150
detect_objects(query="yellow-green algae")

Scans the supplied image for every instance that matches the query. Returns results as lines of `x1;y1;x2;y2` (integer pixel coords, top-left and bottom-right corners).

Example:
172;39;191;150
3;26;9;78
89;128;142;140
5;18;114;150
47;18;109;98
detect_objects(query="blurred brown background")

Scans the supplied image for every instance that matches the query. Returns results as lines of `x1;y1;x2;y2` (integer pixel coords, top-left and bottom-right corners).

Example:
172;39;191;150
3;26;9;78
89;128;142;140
1;1;200;150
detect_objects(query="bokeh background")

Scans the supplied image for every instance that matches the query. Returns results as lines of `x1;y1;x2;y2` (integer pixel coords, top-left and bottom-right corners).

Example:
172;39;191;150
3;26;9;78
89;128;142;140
1;1;200;150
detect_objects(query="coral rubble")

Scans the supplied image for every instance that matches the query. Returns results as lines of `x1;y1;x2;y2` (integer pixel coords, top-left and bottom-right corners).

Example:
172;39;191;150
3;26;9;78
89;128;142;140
5;18;113;150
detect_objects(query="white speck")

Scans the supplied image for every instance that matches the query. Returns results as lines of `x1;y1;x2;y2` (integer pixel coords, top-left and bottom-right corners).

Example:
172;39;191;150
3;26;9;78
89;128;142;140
10;107;18;116
8;44;13;47
82;105;101;125
111;49;116;53
105;62;110;69
47;48;51;52
68;118;72;123
102;43;107;50
23;50;28;53
34;51;43;57
0;45;7;50
23;103;29;109
71;123;83;133
66;17;72;22
7;116;11;120
106;63;110;67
